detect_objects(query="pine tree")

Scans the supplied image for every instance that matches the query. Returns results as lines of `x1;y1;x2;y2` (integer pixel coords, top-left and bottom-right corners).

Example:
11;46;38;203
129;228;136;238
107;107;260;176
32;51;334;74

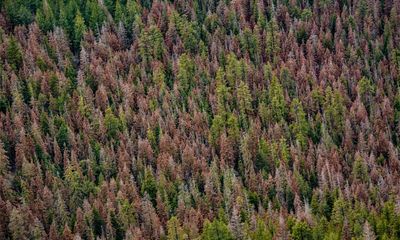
358;77;375;112
256;138;270;174
352;154;368;182
139;26;165;62
167;216;186;240
104;107;121;140
324;87;345;145
215;67;230;115
36;0;55;32
114;0;125;24
251;219;272;240
201;219;234;240
178;54;195;98
269;75;286;123
6;37;23;71
141;167;158;205
4;0;34;27
265;16;280;65
9;207;29;240
237;81;252;120
291;220;312;240
210;115;224;147
226;114;240;143
0;141;9;175
290;99;309;150
56;119;69;151
73;11;86;52
86;0;106;33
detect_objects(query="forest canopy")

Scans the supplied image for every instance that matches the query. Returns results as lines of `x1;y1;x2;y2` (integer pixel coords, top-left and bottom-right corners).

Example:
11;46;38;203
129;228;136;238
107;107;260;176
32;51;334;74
0;0;399;239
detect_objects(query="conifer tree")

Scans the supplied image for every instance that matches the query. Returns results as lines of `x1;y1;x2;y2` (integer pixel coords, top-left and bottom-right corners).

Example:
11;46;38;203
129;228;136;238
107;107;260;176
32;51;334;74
73;11;86;52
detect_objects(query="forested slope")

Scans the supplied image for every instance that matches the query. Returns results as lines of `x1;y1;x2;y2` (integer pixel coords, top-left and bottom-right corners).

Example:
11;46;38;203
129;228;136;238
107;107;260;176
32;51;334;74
0;0;400;239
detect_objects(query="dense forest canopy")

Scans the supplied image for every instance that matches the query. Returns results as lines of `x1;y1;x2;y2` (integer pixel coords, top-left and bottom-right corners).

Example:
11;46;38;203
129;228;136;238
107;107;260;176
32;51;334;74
0;0;399;239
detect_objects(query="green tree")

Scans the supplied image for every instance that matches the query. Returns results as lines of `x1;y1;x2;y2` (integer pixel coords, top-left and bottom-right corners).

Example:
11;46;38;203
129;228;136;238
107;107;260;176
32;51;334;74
240;28;260;64
4;0;35;27
266;16;280;65
73;11;86;52
226;113;240;143
86;0;106;33
141;167;157;204
167;216;186;240
104;107;121;140
49;74;59;97
56;119;69;150
225;53;243;87
215;67;231;115
153;64;166;91
139;25;165;62
58;0;78;39
173;13;199;53
352;155;368;182
6;37;23;71
269;75;287;123
291;220;312;240
210;114;225;146
177;54;195;104
324;87;345;145
251;219;272;240
394;88;400;129
114;0;125;24
358;77;375;112
92;208;105;237
201;219;234;240
237;81;252;116
0;141;9;175
256;138;270;174
118;199;136;230
64;162;89;211
124;0;140;37
280;67;296;98
290;99;309;150
36;0;55;32
375;201;400;238
331;197;347;228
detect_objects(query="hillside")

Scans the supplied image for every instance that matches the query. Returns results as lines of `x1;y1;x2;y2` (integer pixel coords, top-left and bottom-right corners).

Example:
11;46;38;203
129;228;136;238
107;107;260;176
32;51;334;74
0;0;400;239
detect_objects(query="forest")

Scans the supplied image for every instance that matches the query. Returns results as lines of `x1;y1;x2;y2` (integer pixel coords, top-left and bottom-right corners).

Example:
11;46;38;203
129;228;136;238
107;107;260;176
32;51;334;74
0;0;399;239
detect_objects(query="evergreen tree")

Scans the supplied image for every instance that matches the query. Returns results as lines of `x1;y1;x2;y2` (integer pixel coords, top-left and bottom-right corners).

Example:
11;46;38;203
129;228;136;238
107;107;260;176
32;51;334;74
6;37;23;71
36;0;55;32
266;16;280;65
324;87;345;145
4;0;35;27
269;75;287;123
177;54;195;105
86;0;106;33
290;99;309;150
291;220;312;240
251;219;272;240
73;11;86;52
201;219;234;240
215;67;231;115
56;119;69;151
104;107;121;140
0;141;8;175
167;216;186;240
237;81;252;116
9;207;29;240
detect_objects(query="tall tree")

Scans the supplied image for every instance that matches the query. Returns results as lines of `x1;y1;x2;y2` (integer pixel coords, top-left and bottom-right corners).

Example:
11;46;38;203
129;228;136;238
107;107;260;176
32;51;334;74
73;11;86;52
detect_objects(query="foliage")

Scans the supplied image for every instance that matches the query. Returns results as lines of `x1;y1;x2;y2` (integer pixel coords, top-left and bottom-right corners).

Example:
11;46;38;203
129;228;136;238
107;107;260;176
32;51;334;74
201;219;234;240
0;0;398;239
